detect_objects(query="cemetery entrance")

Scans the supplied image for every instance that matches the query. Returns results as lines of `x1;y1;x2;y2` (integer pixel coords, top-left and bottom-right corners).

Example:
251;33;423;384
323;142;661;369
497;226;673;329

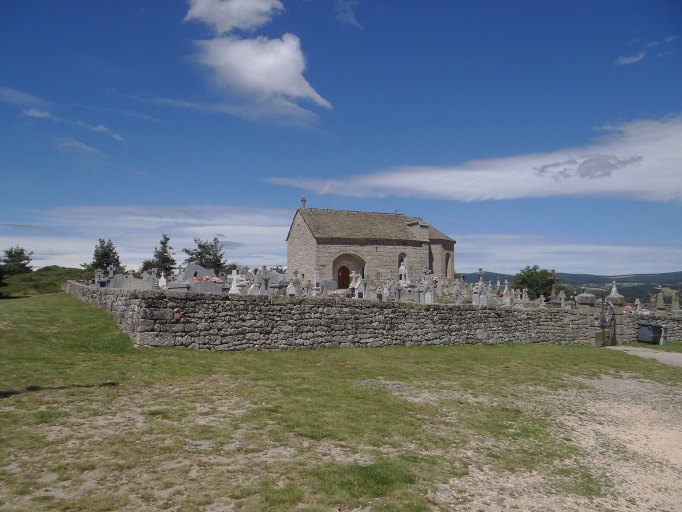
596;299;617;346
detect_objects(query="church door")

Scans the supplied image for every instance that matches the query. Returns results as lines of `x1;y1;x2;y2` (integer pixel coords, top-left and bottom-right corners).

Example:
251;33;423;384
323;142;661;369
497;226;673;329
337;266;351;289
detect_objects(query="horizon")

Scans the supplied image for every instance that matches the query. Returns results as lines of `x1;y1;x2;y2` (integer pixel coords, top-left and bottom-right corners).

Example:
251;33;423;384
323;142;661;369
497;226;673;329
1;1;681;275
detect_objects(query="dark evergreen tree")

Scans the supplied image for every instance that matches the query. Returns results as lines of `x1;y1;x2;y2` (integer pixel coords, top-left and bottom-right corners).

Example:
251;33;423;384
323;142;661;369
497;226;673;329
140;234;177;276
182;237;228;274
2;245;33;275
83;239;122;271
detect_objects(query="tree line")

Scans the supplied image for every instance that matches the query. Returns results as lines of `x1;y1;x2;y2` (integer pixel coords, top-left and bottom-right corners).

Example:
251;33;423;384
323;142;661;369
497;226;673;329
1;238;562;299
81;235;236;276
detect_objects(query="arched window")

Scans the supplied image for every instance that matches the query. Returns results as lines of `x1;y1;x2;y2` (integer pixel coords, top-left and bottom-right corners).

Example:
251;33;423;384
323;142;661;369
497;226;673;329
445;253;451;278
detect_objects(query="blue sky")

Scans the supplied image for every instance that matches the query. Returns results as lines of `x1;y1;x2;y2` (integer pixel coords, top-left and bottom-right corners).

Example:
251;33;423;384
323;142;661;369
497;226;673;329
1;0;681;275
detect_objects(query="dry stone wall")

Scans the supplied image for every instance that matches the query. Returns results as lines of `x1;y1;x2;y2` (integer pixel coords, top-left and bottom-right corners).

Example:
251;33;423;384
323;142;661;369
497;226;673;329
67;281;594;351
623;314;682;342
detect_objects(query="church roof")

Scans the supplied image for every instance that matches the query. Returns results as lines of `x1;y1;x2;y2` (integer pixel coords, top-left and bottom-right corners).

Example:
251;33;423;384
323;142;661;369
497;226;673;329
290;208;454;243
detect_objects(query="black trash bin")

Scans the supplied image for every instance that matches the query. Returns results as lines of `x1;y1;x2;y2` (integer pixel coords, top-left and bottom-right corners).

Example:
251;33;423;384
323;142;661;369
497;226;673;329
636;321;664;344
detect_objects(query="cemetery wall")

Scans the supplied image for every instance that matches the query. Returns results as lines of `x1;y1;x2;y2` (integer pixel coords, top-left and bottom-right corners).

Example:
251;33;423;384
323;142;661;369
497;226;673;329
67;281;593;350
623;314;682;342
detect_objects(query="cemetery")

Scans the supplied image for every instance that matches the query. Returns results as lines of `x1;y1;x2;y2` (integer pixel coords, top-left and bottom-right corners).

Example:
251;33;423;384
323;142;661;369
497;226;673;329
66;205;682;350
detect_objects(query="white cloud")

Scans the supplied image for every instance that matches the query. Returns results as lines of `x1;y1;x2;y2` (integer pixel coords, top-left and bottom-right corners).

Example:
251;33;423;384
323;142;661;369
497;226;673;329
2;207;680;275
55;136;104;157
335;0;362;29
194;34;331;109
0;86;50;108
455;234;682;275
77;121;124;142
615;35;678;65
22;108;57;120
184;0;330;121
615;51;646;65
269;115;682;203
185;0;283;34
0;205;291;270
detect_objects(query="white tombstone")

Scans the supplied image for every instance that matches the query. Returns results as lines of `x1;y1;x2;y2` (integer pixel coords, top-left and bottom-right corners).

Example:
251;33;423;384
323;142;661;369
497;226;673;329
229;269;240;295
502;280;511;306
286;281;297;296
158;273;167;289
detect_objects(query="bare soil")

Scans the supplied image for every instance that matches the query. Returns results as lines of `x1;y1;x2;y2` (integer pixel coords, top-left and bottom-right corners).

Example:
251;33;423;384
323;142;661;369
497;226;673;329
430;375;682;511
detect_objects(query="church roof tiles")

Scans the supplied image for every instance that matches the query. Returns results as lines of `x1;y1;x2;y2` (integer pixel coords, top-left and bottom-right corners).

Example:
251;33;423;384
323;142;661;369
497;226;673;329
290;208;454;243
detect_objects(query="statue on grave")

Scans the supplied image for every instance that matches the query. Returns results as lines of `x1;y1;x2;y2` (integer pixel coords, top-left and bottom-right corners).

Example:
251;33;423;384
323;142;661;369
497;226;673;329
399;258;408;285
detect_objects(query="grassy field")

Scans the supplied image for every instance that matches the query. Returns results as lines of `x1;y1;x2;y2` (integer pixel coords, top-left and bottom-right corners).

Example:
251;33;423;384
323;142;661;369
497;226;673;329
1;266;90;297
1;293;681;511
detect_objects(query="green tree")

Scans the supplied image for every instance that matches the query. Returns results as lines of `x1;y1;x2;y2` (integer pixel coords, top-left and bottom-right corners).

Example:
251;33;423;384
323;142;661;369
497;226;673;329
140;234;177;276
182;237;228;274
512;265;554;300
0;264;6;295
2;245;33;275
83;239;122;271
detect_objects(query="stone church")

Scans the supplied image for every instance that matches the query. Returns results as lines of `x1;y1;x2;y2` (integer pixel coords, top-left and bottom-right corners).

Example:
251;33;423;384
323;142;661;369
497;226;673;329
287;205;455;289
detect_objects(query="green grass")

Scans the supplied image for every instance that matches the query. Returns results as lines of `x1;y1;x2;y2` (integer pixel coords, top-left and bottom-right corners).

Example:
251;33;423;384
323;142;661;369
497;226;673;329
1;293;680;510
2;266;90;297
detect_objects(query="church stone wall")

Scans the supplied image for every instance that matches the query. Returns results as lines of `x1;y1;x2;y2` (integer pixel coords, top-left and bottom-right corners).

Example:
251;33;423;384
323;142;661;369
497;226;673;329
287;211;318;286
316;240;429;283
429;241;455;278
67;281;596;351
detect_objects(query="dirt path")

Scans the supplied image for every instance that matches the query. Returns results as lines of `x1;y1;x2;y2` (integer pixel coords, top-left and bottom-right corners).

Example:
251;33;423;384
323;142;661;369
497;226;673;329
606;345;682;367
438;375;682;511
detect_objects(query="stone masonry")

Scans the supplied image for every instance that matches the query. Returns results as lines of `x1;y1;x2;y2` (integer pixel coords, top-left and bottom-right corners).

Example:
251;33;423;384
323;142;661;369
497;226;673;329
67;281;598;351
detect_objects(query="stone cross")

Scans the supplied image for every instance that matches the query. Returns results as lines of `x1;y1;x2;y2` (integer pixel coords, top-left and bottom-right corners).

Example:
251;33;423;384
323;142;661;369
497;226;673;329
656;286;665;310
559;290;566;308
229;269;240;295
107;264;115;278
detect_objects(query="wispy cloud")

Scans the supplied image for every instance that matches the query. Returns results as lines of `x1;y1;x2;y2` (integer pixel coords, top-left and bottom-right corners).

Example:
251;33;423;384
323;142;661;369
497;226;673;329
0;205;292;269
335;0;362;30
2;206;680;274
22;108;57;120
184;0;330;122
615;51;645;66
456;234;682;275
615;35;677;65
185;0;283;34
77;121;124;142
269;115;682;203
148;95;318;125
55;136;104;157
0;86;50;109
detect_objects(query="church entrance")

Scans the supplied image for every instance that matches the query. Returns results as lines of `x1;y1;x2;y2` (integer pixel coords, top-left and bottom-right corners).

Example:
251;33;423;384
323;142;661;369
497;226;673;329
332;253;365;289
337;266;351;289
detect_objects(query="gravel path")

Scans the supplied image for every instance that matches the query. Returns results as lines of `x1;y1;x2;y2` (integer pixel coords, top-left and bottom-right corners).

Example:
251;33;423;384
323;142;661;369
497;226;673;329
606;345;682;367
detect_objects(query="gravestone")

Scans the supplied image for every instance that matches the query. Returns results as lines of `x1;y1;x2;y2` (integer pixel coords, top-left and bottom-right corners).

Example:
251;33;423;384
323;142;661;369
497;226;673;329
229;269;240;295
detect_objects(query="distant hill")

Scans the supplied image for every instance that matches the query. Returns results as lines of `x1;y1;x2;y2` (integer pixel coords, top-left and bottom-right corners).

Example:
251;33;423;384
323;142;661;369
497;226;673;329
556;271;682;286
461;270;682;303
